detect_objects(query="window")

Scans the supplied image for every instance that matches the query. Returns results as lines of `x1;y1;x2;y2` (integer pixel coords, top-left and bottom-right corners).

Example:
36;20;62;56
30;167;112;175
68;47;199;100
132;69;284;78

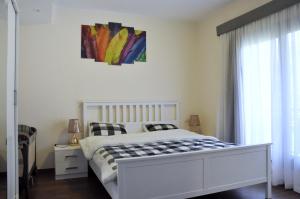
240;30;300;156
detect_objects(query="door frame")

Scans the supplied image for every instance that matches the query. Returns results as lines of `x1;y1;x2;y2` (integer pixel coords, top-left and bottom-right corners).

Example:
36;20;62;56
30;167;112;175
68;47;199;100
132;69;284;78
5;0;19;198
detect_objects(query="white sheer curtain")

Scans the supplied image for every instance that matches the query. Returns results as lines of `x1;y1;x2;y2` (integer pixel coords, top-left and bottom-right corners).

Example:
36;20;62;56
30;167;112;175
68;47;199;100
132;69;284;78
219;4;300;192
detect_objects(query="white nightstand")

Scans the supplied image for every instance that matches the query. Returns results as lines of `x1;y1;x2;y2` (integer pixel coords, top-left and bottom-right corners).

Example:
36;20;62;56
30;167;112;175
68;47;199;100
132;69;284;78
54;145;88;180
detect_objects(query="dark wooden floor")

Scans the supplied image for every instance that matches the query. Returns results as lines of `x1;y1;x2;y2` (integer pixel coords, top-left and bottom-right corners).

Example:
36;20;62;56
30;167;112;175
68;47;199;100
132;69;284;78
0;175;6;199
1;170;300;199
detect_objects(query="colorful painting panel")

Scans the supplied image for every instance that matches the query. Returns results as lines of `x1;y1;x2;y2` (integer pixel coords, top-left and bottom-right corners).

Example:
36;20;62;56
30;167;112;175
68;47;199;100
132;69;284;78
81;22;146;65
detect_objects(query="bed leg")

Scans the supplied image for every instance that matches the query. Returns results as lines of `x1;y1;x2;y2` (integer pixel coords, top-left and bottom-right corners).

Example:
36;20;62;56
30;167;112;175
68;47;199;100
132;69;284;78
266;145;272;199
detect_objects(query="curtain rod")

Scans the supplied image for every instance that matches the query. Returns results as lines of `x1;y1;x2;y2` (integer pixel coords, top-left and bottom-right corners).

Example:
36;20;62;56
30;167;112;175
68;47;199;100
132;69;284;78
216;0;300;36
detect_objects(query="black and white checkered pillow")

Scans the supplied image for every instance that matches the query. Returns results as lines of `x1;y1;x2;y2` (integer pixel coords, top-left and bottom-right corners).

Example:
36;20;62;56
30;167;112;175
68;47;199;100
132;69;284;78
144;124;178;132
89;123;127;136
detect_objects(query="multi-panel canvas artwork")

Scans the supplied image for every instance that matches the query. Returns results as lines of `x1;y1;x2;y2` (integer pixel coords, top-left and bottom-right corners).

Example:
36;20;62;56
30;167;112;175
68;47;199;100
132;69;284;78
81;22;146;65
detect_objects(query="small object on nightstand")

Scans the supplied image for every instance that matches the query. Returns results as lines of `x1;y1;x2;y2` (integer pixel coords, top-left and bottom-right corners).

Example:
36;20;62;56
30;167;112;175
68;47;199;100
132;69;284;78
54;145;87;180
189;115;201;134
68;119;80;146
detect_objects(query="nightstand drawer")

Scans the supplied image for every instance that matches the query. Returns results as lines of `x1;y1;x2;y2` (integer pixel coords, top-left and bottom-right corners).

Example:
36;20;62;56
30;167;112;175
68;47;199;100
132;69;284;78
55;161;87;175
54;145;88;180
55;149;85;164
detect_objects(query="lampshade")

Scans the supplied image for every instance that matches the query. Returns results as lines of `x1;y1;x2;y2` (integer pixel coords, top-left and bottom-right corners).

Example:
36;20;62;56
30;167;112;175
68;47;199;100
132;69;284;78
68;119;80;134
189;115;200;126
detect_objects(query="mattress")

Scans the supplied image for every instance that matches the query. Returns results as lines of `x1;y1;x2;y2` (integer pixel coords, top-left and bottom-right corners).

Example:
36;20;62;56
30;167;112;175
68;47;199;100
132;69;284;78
80;129;233;184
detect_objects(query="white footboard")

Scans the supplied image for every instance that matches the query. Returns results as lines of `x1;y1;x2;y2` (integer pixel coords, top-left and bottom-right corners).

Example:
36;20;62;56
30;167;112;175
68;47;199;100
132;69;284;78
116;144;272;199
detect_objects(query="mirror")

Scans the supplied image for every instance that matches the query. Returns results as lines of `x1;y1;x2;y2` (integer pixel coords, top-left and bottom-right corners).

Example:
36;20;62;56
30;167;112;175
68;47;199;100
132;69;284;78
0;0;8;198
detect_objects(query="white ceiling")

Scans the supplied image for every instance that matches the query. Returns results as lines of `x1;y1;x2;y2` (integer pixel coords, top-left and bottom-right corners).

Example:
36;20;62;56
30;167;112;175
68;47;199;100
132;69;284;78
17;0;54;24
18;0;234;24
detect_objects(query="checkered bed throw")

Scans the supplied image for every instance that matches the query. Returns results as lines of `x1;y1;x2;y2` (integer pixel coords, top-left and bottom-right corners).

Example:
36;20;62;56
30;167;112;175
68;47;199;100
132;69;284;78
98;138;236;170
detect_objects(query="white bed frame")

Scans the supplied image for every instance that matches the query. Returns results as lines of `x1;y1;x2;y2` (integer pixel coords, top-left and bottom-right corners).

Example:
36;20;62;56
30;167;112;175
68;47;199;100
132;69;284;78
82;101;272;199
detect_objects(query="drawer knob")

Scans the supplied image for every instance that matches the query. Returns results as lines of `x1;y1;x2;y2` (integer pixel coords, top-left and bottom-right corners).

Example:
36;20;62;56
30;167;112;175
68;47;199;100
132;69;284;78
65;166;78;170
65;155;78;158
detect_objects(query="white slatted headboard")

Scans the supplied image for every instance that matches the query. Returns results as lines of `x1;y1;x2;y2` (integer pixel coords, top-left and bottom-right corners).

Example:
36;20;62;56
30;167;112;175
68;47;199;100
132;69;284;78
82;101;179;137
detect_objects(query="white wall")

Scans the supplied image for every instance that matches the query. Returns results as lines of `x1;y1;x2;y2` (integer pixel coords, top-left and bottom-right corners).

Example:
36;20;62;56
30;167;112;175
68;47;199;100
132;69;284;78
191;0;271;136
19;7;197;169
19;0;273;169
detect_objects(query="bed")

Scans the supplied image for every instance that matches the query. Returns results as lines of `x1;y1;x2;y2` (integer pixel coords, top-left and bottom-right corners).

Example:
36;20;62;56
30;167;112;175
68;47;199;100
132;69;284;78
81;101;272;199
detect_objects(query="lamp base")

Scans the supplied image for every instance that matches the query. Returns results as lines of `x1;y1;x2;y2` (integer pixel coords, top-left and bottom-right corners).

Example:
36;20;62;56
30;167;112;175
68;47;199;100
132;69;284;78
69;133;79;146
190;126;201;134
69;143;79;146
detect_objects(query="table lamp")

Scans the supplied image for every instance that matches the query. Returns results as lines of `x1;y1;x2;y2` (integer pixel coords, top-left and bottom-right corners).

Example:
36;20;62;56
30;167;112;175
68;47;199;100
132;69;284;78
68;119;80;145
189;115;201;133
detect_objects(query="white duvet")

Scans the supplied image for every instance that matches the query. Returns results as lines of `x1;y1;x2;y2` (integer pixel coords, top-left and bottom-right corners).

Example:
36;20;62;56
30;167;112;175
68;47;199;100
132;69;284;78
79;129;217;183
